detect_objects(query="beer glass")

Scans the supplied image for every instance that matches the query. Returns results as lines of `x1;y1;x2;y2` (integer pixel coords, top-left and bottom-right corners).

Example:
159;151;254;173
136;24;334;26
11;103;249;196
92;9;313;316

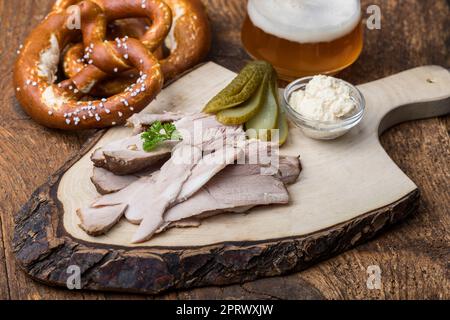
241;0;364;81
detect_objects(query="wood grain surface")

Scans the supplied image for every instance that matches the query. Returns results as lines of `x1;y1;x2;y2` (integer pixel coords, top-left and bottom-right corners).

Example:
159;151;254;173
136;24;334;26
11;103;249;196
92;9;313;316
0;0;448;300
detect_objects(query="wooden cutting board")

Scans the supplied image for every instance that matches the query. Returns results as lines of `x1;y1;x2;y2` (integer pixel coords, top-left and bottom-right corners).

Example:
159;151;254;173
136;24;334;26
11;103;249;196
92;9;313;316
13;62;450;294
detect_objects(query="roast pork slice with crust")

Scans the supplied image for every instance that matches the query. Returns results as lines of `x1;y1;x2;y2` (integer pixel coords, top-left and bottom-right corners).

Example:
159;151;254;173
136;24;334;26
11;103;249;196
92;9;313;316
126;112;184;134
77;204;128;236
91;134;143;166
102;143;175;176
91;134;177;175
92;113;241;175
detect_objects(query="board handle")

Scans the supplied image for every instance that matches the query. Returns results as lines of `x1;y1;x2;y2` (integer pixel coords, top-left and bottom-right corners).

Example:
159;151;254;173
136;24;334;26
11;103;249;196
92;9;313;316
357;65;450;134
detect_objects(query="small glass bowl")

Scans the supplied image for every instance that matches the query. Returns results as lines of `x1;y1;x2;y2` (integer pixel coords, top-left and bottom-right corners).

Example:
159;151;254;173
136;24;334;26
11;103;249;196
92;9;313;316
282;77;366;140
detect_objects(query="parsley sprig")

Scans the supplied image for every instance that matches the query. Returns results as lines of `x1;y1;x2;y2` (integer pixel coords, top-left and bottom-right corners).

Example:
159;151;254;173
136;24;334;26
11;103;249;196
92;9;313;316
141;121;182;152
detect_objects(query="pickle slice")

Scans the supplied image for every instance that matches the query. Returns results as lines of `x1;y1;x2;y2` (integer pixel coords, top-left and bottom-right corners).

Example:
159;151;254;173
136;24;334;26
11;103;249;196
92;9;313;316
245;69;279;141
215;73;268;125
203;61;270;114
276;109;289;146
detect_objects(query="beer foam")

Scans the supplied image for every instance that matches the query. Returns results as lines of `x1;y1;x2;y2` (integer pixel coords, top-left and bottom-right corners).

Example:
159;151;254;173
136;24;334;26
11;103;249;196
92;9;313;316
248;0;361;43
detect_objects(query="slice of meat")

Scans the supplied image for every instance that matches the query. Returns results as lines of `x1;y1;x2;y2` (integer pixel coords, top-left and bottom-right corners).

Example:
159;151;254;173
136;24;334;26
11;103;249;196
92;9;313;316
201;126;246;153
174;113;244;148
159;158;301;231
92;174;157;212
91;134;143;167
155;218;201;233
158;206;256;233
228;156;301;185
92;113;240;175
124;143;244;223
130;143;243;243
102;142;175;175
163;167;289;225
277;156;302;184
77;204;127;236
91;167;140;194
131;144;202;243
85;147;300;236
91;165;162;195
91;134;176;175
126;112;184;134
176;144;244;202
91;154;301;195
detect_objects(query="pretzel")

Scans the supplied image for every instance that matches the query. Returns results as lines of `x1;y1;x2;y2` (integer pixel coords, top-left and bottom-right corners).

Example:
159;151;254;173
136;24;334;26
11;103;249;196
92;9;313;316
62;18;166;96
14;0;173;130
62;0;211;96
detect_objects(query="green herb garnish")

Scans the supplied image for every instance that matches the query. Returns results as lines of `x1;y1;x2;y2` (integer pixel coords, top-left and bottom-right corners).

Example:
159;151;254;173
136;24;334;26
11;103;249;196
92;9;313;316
141;121;182;152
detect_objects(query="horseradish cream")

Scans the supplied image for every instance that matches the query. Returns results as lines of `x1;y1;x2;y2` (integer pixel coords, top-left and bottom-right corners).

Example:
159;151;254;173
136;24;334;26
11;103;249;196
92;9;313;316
289;75;357;122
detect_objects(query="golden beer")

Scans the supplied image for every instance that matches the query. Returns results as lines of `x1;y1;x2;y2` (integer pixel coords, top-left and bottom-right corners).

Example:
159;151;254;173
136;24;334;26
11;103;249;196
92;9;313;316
241;0;364;81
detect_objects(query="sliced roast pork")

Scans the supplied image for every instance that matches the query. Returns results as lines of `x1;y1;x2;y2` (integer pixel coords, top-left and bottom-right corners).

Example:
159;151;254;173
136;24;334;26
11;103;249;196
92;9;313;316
161;163;295;230
91;165;162;195
155;218;201;233
87;142;243;241
232;156;301;185
175;113;245;151
122;143;245;223
78;113;301;243
91;167;140;194
91;134;176;175
92;174;156;209
91;155;300;195
77;204;127;236
78;144;300;242
277;156;302;184
163;175;288;226
131;143;244;243
92;113;242;176
90;143;202;221
126;111;184;134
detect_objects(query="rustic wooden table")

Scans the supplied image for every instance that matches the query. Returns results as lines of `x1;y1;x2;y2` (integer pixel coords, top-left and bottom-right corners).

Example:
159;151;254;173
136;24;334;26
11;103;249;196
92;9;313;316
0;0;448;300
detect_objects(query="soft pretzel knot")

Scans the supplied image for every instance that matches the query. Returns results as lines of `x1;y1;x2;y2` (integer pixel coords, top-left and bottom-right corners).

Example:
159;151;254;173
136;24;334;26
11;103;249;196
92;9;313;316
61;0;211;97
14;0;209;130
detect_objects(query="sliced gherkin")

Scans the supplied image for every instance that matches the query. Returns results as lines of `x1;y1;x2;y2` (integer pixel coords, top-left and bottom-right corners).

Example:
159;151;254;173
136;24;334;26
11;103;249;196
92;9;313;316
203;61;270;114
245;68;279;141
215;73;269;125
276;109;289;146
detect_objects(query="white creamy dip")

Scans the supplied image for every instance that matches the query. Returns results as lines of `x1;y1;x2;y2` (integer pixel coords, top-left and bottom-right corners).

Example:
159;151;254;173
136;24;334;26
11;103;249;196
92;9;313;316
289;75;357;122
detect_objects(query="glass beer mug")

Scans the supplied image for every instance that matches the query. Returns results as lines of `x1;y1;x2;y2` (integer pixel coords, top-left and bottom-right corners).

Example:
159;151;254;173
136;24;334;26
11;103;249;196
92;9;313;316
241;0;363;81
